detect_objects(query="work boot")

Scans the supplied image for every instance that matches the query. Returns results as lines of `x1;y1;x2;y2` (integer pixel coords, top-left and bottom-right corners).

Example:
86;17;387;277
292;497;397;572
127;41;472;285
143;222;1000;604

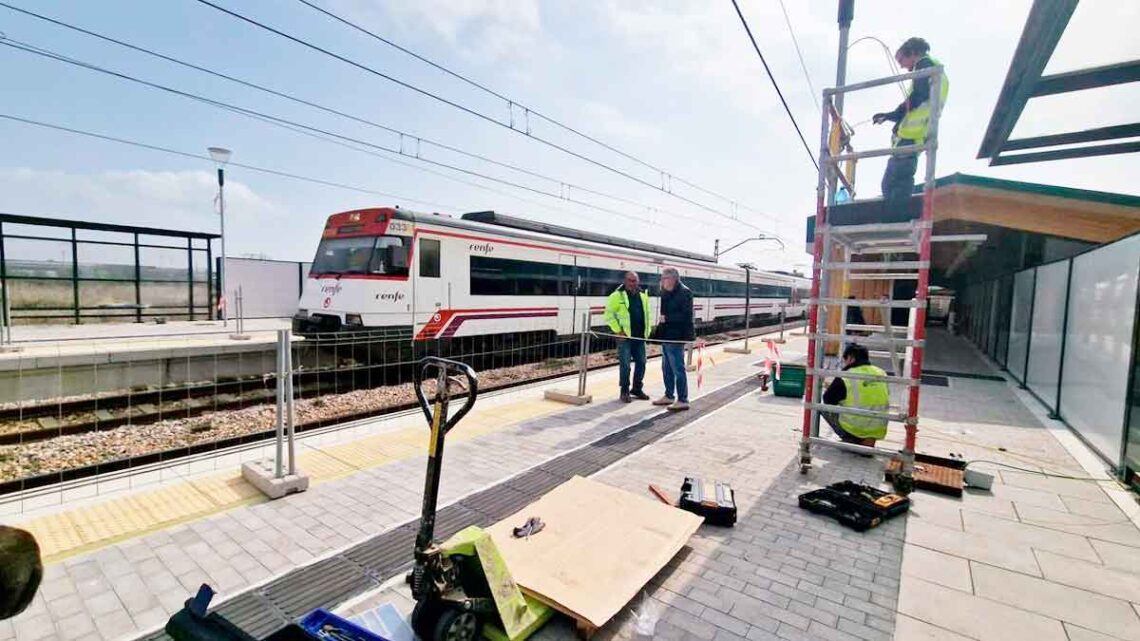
652;396;675;406
668;401;690;411
620;393;632;403
630;390;651;401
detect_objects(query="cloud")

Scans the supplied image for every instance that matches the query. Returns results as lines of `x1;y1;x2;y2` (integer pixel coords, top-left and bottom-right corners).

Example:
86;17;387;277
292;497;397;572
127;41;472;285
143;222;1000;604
0;168;295;260
577;101;662;142
327;0;544;63
599;0;823;120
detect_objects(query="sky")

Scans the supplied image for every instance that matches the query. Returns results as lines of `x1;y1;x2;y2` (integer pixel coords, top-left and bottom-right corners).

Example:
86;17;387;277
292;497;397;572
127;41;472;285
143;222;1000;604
1;0;1137;270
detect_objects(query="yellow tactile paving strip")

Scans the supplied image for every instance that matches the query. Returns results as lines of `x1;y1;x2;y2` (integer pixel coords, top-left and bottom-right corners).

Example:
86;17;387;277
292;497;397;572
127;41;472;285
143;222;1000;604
16;346;746;562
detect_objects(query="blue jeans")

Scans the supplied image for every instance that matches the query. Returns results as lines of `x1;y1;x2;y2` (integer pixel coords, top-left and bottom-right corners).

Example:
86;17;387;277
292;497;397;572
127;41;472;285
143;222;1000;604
617;339;646;394
661;343;688;403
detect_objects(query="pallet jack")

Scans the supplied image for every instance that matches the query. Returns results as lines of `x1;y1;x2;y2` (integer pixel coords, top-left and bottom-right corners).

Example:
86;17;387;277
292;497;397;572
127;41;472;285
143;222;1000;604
407;357;552;641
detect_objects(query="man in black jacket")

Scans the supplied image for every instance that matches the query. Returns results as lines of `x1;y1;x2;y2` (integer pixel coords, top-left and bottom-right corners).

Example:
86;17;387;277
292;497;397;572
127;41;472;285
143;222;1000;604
653;267;695;411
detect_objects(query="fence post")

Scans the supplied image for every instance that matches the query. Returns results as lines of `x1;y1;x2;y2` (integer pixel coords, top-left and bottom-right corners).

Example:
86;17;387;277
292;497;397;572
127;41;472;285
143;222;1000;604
274;329;285;479
241;328;309;497
0;281;19;352
685;341;696;372
773;302;788;344
230;286;251;340
545;312;593;405
285;329;297;475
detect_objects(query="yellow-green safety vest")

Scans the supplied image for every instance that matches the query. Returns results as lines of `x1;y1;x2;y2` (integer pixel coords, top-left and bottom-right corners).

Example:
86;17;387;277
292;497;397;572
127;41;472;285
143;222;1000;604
839;364;890;439
895;55;949;147
603;287;651;339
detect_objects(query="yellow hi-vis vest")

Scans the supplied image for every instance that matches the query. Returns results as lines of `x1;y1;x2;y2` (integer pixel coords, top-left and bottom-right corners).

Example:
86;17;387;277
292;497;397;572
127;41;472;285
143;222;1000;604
894;55;949;147
839;364;890;439
603;287;652;339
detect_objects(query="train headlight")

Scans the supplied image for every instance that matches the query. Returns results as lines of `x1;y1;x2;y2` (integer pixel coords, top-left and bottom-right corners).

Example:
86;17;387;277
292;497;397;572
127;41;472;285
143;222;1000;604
345;313;363;326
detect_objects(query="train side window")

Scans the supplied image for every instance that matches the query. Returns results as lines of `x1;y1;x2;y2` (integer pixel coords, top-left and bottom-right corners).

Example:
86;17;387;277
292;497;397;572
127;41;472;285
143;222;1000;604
419;238;441;278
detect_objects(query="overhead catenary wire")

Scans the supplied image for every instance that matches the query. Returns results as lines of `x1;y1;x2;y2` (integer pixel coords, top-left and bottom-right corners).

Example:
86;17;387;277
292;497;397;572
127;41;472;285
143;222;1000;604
729;0;818;171
190;0;777;230
776;0;819;112
0;37;674;228
0;1;738;233
293;0;778;221
0;113;461;210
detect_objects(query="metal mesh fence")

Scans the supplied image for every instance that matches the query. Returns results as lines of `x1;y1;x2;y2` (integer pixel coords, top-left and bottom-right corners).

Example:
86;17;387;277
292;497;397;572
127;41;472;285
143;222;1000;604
0;313;799;503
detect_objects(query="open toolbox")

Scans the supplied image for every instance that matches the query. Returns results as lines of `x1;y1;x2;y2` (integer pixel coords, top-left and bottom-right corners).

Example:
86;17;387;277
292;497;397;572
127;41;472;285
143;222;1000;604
797;481;910;532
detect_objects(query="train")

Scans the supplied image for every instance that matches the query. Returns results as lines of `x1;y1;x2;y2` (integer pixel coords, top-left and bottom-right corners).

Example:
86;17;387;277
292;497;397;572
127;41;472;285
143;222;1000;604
292;207;810;349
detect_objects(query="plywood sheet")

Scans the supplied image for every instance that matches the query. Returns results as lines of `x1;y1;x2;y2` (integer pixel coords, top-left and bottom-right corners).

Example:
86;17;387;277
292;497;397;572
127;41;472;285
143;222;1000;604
486;475;702;630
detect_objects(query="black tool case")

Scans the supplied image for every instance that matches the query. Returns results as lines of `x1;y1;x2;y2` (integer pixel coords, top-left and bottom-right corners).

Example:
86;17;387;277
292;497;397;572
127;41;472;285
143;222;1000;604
679;477;737;526
797;481;910;532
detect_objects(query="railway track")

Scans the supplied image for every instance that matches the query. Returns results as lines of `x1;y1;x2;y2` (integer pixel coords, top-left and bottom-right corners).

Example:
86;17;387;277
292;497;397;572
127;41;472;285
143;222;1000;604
0;320;800;450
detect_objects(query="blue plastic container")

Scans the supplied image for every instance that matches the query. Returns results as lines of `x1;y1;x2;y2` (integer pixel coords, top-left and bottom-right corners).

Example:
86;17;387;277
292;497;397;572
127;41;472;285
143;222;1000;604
298;609;391;641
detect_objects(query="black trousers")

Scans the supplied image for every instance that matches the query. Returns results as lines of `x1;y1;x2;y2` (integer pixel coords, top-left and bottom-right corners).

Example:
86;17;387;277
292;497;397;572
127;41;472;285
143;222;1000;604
881;140;919;211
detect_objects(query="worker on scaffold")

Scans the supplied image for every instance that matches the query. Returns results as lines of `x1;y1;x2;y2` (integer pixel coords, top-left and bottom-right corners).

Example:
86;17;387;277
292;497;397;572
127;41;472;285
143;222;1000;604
604;271;652;403
872;37;949;211
822;344;890;448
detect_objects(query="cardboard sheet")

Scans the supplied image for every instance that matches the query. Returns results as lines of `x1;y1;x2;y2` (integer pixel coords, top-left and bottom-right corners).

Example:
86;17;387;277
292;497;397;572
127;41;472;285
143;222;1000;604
486;476;702;630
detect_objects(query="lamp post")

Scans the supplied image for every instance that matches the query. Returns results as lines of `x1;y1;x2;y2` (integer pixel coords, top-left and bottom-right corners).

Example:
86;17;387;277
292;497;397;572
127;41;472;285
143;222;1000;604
208;146;232;325
713;234;786;261
726;262;757;354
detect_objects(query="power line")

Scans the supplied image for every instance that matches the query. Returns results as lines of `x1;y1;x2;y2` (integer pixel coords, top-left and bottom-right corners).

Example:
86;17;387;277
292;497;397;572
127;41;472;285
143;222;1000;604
0;37;668;227
0;113;460;210
0;1;720;228
191;0;772;229
729;0;818;171
295;0;780;221
776;0;819;111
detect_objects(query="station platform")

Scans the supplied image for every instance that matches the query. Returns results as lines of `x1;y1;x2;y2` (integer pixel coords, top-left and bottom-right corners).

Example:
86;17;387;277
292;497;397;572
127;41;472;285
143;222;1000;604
0;319;291;404
4;319;291;345
1;329;1137;641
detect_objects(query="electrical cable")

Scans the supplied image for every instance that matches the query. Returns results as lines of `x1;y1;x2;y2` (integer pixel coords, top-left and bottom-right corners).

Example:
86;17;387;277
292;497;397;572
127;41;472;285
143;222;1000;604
728;0;818;171
0;37;668;227
776;0;819;112
0;1;735;232
965;459;1116;483
190;0;777;230
0;113;459;210
848;36;909;99
293;0;779;223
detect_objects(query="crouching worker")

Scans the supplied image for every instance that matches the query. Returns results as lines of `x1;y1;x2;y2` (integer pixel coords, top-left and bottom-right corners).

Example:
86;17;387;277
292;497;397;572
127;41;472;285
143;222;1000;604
822;344;889;447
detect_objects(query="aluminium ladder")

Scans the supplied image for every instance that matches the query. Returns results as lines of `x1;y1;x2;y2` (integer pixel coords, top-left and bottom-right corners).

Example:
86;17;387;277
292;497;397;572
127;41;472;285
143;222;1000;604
799;64;945;495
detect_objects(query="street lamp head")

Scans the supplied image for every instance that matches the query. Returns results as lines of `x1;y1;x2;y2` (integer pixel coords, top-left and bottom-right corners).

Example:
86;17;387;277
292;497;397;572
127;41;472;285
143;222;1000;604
207;147;232;165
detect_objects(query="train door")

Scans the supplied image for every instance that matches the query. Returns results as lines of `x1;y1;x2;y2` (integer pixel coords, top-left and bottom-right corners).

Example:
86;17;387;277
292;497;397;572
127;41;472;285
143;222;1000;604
412;236;446;338
558;254;579;334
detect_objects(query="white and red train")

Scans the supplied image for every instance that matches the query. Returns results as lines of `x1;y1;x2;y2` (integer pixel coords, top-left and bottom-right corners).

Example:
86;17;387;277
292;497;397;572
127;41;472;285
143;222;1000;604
292;207;809;341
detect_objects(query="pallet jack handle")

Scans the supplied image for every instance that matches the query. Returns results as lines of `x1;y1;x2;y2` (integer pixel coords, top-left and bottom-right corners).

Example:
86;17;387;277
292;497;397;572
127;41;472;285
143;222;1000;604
413;357;479;552
414;357;479;437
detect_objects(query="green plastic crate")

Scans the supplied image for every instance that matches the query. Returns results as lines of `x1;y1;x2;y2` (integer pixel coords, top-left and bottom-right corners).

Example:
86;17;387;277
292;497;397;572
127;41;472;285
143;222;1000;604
773;364;806;398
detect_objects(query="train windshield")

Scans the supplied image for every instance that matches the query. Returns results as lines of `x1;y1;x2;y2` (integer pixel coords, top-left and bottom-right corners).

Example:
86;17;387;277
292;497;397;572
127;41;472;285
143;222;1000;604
311;235;410;276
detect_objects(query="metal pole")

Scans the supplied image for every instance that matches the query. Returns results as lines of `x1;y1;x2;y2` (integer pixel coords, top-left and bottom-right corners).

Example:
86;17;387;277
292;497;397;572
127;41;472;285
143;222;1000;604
218;167;228;327
274;329;285;479
828;0;854;201
577;312;589;397
742;268;752;349
779;302;786;342
285;329;297;476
